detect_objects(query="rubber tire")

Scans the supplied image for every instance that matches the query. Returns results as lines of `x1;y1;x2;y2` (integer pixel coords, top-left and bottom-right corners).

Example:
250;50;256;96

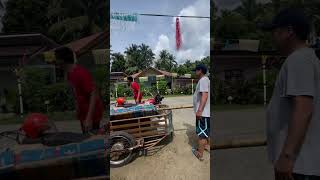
109;131;137;168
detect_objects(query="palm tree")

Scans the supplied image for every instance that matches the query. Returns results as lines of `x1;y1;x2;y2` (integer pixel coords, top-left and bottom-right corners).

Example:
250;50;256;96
111;52;126;72
236;0;259;22
155;50;177;71
138;43;155;69
47;0;107;43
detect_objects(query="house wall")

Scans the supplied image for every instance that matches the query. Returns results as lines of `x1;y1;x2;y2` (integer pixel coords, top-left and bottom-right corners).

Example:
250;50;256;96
214;56;262;81
0;69;17;93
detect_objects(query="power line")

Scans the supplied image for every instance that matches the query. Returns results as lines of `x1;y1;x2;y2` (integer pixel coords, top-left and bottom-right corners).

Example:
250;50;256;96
111;12;210;19
139;13;210;19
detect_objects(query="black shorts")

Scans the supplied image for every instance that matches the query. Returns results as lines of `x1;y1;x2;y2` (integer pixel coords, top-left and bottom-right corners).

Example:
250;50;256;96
196;117;210;139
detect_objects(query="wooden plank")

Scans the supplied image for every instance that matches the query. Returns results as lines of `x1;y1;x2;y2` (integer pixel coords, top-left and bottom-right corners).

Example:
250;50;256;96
110;119;166;130
212;137;266;150
121;125;166;134
157;105;193;111
110;113;169;123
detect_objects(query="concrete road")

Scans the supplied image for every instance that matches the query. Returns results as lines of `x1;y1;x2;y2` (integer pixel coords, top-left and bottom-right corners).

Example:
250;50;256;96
212;108;274;180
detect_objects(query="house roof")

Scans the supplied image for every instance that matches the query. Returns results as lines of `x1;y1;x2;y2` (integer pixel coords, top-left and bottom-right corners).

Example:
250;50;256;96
131;67;172;78
66;31;108;56
110;72;128;76
0;33;59;57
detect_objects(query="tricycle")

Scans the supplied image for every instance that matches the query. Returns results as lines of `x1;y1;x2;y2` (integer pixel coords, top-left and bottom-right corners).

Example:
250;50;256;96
0;114;109;180
109;95;174;168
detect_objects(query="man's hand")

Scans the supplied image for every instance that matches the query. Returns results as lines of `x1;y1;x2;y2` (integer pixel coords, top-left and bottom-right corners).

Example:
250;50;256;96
84;117;93;133
274;153;295;180
196;110;203;120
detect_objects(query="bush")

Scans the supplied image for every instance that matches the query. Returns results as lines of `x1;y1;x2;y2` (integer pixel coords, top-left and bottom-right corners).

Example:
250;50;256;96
172;86;193;95
42;83;74;112
21;67;51;112
92;66;108;104
116;84;132;97
14;67;75;113
158;80;168;95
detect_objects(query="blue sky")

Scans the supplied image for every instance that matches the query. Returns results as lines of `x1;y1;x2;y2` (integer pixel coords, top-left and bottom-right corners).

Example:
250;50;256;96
110;0;210;64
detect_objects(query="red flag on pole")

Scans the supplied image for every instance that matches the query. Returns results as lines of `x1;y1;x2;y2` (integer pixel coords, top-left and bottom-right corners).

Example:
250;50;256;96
176;17;182;50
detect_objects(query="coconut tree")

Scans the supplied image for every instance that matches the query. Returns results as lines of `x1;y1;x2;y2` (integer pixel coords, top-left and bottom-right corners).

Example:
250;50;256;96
47;0;108;43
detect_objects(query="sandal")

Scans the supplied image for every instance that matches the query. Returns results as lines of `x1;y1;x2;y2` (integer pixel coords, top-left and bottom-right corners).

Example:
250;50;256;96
192;147;204;161
205;145;210;152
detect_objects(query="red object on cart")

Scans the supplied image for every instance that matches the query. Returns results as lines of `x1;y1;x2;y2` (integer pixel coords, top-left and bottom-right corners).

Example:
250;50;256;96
21;113;51;139
116;97;126;106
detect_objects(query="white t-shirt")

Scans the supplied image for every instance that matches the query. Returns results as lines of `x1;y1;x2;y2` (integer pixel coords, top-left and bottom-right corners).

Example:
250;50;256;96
193;76;210;117
267;47;320;175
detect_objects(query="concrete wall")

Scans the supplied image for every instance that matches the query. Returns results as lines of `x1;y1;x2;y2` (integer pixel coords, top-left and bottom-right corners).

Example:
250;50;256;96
0;69;17;92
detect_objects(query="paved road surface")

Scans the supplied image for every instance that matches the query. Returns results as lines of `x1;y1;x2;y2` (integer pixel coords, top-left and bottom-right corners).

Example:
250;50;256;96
212;108;273;180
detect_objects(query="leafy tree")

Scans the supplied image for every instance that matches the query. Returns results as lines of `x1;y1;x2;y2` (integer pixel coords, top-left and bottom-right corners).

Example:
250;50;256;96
2;0;49;33
111;52;126;72
47;0;108;43
124;43;155;74
154;50;177;72
216;10;249;39
235;0;259;22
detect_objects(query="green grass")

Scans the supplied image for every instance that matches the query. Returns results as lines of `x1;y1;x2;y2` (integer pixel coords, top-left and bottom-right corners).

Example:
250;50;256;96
0;111;77;125
214;104;265;111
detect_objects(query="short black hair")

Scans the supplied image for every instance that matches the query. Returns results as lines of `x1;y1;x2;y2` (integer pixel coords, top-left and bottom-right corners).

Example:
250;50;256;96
54;46;74;64
193;64;208;74
127;76;133;81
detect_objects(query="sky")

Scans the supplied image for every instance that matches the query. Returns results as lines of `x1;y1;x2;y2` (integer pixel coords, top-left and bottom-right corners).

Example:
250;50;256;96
110;0;210;64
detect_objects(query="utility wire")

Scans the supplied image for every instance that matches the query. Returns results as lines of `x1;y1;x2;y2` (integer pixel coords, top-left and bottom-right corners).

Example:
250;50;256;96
139;13;210;19
111;12;210;19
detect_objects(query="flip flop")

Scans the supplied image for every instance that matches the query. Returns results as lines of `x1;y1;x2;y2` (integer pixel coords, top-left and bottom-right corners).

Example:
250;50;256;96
192;147;204;161
205;145;210;153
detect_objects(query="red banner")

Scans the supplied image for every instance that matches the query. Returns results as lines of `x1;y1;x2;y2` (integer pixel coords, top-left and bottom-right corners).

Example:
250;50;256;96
176;17;182;50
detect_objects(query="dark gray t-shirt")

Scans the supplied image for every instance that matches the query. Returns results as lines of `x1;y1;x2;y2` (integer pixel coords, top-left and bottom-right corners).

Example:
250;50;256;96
267;47;320;175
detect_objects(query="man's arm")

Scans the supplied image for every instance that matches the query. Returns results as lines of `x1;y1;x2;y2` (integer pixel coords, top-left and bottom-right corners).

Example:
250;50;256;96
198;92;208;112
85;89;97;129
136;90;141;104
281;95;313;159
196;92;208;119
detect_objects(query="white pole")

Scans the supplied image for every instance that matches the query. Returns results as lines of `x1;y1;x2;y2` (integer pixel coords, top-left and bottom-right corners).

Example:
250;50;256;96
192;79;194;93
16;70;24;118
156;80;159;94
262;56;267;106
115;84;118;98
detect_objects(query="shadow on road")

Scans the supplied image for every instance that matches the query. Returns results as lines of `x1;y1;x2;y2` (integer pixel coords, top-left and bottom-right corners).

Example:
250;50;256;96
183;123;198;148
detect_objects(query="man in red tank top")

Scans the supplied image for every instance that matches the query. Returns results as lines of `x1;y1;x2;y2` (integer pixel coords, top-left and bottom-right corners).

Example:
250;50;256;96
127;76;142;104
54;47;104;133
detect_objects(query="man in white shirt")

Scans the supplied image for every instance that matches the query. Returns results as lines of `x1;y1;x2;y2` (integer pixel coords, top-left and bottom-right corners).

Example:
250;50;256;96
192;64;210;161
261;8;320;180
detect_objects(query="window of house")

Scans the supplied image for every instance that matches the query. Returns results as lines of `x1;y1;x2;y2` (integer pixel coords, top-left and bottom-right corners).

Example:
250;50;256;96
224;69;243;81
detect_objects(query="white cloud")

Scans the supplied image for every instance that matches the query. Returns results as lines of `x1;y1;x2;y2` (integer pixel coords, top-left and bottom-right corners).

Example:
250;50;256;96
154;34;170;55
153;0;210;64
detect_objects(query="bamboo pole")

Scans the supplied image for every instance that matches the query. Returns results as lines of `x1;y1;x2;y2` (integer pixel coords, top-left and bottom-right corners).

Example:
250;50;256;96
157;104;193;111
262;55;268;106
212;137;267;150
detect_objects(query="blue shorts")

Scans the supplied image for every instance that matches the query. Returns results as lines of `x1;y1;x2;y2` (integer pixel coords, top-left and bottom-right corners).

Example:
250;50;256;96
196;117;210;139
